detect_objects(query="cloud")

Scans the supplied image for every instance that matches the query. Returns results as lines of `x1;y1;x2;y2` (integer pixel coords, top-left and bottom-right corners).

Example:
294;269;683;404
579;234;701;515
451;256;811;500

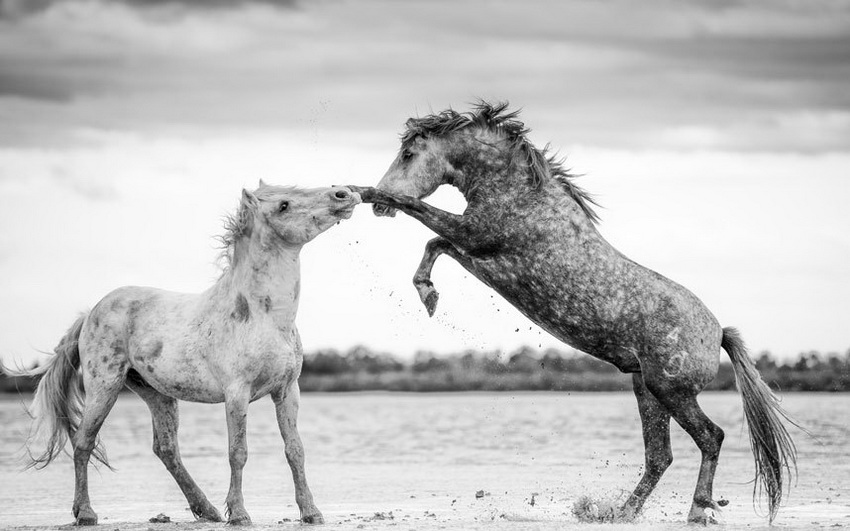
0;0;847;152
0;0;295;19
0;70;73;101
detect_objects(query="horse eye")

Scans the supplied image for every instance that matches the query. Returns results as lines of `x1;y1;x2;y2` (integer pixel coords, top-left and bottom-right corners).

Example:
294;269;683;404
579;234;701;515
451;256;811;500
401;150;413;162
278;200;289;212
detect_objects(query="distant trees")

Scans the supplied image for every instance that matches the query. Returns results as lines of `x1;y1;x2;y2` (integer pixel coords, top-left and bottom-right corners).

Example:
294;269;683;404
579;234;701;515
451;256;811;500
2;346;849;393
300;346;850;392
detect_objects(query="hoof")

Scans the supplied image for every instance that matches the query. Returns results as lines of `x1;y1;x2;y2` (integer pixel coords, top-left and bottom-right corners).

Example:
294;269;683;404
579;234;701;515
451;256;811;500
616;503;640;522
198;509;223;523
74;513;98;526
192;501;223;522
414;280;440;317
227;510;252;526
424;291;439;317
301;512;325;524
415;285;439;317
687;502;722;525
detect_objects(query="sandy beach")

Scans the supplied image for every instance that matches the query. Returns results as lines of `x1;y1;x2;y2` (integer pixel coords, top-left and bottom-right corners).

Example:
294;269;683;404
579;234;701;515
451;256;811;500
2;392;848;530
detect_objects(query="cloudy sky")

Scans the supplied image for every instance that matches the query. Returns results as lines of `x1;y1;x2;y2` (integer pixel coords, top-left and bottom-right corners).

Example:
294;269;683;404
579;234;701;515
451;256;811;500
1;0;848;366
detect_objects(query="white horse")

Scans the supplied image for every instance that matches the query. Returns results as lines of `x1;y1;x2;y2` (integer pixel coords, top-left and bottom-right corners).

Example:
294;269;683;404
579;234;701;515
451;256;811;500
13;183;360;525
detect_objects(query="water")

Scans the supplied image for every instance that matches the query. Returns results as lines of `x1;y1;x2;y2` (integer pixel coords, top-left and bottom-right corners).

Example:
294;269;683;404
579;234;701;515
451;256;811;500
0;392;847;530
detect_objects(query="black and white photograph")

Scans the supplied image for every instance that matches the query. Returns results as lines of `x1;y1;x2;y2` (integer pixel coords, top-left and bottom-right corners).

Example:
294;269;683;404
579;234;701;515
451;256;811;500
1;1;848;529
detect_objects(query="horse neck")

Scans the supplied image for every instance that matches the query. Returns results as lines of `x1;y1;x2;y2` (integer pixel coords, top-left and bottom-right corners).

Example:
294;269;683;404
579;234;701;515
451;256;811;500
449;135;601;235
216;237;302;328
446;133;518;203
447;134;532;206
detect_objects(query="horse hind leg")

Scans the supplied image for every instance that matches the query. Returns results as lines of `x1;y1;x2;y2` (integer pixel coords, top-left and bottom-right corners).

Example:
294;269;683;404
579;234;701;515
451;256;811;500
125;373;222;522
646;375;725;524
620;373;673;520
72;371;124;524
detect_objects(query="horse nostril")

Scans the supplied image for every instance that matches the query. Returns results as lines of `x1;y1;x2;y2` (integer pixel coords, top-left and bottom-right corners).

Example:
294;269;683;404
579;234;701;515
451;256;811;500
334;189;350;200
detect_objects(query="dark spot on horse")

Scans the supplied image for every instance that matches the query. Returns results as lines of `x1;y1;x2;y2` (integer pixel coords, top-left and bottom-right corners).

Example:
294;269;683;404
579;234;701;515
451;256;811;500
262;295;272;313
146;365;155;373
293;280;300;301
110;338;126;356
148;340;163;359
86;358;100;379
101;355;108;363
127;300;143;336
232;293;250;322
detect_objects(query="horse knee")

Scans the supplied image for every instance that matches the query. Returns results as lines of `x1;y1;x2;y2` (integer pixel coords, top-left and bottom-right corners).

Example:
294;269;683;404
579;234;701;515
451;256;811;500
705;425;724;458
284;443;304;466
152;438;177;463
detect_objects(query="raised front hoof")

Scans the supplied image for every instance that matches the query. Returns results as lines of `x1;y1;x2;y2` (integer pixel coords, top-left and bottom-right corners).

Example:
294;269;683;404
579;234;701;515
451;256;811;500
73;508;98;526
416;285;439;317
301;512;325;525
687;503;722;525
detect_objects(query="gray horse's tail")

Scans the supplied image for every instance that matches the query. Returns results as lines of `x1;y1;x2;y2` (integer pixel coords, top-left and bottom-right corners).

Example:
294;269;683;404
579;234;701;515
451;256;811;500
13;314;110;469
721;326;797;523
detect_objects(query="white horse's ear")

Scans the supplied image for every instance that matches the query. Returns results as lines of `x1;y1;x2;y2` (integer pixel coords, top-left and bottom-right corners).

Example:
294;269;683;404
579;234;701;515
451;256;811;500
241;188;259;210
258;179;266;187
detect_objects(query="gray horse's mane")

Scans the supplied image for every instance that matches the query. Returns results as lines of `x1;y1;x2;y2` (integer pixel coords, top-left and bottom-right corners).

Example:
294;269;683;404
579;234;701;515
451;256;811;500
218;184;300;267
402;101;600;223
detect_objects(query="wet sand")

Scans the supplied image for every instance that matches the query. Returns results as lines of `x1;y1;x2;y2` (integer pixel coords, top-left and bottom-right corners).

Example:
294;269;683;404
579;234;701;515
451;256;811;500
1;392;848;530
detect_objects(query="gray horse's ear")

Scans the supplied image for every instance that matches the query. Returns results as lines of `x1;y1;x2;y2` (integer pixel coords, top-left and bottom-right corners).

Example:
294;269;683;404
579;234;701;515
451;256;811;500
241;188;259;210
258;179;266;187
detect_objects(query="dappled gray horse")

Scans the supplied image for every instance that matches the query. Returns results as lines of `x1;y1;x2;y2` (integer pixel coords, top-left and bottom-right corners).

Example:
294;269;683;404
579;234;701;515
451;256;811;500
350;102;796;524
13;183;360;525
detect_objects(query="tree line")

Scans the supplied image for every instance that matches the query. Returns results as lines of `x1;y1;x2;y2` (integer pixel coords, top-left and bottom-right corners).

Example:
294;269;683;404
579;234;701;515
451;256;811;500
2;345;848;394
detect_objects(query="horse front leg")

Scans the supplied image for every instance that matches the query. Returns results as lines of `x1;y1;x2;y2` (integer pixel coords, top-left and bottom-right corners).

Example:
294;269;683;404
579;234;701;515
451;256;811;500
350;187;489;253
224;387;252;525
271;382;323;524
414;237;471;317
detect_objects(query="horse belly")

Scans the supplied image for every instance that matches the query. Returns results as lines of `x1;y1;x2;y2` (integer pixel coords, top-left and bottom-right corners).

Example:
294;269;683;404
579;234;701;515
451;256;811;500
469;261;638;366
129;340;226;403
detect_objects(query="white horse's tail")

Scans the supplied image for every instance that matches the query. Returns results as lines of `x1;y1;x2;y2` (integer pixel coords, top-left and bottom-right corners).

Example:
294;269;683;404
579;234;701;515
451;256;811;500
12;314;110;469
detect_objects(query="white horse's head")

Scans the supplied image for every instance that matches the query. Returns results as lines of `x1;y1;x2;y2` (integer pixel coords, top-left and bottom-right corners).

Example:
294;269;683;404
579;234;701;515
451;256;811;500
244;182;361;246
